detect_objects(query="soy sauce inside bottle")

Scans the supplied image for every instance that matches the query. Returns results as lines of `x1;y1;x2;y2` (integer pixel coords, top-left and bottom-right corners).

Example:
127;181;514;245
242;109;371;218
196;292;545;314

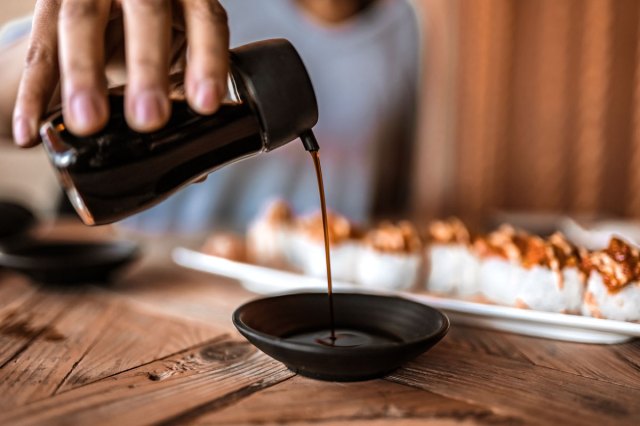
44;90;264;226
40;39;319;226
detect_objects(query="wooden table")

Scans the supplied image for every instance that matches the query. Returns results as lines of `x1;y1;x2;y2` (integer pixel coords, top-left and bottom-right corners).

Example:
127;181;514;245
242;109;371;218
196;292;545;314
1;224;639;425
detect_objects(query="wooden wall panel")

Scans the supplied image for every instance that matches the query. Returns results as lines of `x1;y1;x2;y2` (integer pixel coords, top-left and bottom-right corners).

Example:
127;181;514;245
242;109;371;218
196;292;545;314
629;3;640;216
453;0;512;223
602;0;640;216
411;0;640;222
410;0;459;221
515;0;571;211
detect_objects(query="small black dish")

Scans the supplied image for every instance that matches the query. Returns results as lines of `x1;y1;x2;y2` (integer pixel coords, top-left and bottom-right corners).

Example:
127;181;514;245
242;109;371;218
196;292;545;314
233;292;449;382
0;201;36;243
0;240;140;284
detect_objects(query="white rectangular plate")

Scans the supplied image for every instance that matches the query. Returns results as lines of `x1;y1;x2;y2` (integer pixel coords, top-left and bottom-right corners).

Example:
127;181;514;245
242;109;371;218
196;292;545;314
172;247;640;344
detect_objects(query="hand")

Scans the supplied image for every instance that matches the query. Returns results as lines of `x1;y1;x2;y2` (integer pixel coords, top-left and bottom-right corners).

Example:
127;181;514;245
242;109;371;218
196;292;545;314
12;0;230;147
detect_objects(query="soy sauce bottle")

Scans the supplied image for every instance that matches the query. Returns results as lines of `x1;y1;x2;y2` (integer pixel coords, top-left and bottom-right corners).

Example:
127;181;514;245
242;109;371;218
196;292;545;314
40;39;319;226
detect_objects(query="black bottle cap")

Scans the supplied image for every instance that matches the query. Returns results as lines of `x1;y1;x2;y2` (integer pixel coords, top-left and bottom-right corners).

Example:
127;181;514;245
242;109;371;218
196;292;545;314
300;129;319;152
231;39;319;152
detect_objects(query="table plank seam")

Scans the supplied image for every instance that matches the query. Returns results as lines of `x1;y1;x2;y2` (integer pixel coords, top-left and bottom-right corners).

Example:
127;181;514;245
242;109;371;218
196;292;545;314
0;281;40;317
381;376;522;425
394;361;640;393
437;345;640;391
51;334;231;397
523;357;640;391
461;332;538;367
0;306;69;371
96;285;238;334
155;373;297;426
51;323;104;397
204;403;524;426
613;350;640;375
385;362;640;425
2;345;293;425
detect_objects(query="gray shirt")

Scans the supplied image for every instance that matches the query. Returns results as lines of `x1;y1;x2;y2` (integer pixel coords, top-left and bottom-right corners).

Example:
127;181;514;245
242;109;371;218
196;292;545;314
124;0;419;234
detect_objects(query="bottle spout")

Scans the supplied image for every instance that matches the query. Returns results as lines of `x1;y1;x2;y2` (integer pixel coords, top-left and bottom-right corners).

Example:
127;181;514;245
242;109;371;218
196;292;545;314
301;129;319;152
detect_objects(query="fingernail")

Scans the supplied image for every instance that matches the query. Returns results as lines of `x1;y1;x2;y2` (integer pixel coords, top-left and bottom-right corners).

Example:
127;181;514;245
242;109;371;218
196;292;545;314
133;90;168;130
69;91;102;133
13;116;33;147
194;79;221;114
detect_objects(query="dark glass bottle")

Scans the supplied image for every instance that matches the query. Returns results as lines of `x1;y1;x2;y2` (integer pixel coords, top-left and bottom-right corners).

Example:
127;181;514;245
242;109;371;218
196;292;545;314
40;39;319;226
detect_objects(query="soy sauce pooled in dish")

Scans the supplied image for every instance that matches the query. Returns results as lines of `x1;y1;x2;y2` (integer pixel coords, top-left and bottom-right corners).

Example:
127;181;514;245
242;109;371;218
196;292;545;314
286;328;402;348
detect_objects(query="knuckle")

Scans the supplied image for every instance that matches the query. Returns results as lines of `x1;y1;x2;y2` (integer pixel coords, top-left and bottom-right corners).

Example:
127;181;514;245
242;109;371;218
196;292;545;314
66;58;95;76
24;41;55;70
16;84;45;107
127;0;168;13
182;0;227;25
59;0;99;22
35;0;62;13
131;56;163;78
20;92;40;106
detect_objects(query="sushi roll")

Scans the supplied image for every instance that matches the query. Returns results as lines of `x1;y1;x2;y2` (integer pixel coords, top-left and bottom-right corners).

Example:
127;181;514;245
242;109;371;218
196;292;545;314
512;233;585;313
202;232;246;262
425;218;480;296
295;210;362;282
356;221;423;290
582;237;640;321
475;225;528;306
246;199;295;267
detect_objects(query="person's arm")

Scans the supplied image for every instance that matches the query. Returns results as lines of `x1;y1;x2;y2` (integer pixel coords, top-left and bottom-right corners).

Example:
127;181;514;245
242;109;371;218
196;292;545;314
6;0;230;148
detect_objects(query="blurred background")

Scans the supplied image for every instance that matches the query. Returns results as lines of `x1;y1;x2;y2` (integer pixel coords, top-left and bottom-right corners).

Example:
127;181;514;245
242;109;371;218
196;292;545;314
1;0;639;228
413;0;640;226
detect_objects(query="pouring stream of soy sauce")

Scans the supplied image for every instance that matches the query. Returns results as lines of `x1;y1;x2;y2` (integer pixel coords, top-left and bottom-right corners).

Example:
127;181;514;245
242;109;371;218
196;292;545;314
301;130;336;344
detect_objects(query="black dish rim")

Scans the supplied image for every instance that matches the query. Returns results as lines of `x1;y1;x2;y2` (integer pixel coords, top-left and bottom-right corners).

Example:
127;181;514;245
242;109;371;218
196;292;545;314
233;292;450;354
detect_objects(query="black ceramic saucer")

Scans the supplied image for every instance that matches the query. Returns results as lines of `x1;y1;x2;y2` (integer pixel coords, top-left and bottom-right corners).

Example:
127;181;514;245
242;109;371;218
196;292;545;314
0;240;140;284
233;292;449;381
0;201;36;243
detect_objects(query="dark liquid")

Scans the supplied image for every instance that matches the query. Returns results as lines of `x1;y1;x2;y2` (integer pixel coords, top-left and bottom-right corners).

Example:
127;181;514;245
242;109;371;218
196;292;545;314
43;94;263;225
310;150;336;343
286;329;401;348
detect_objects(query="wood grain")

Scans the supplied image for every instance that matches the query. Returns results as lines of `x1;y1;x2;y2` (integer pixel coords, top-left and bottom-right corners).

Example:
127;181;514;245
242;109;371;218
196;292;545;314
194;375;520;425
455;0;513;222
0;294;114;408
2;223;639;425
455;327;640;389
0;274;38;314
0;289;77;369
387;343;640;425
0;281;229;411
3;338;294;426
112;259;253;332
56;292;224;392
628;0;640;215
412;0;640;221
409;0;459;220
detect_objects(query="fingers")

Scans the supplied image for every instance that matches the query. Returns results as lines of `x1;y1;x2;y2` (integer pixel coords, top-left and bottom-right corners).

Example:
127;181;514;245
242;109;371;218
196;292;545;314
14;0;228;145
121;0;172;132
180;0;229;114
13;0;62;147
58;0;111;136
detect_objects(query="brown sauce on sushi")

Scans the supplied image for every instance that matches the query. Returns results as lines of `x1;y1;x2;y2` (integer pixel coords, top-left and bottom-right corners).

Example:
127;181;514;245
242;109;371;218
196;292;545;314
428;218;471;245
584;237;640;292
365;221;422;253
